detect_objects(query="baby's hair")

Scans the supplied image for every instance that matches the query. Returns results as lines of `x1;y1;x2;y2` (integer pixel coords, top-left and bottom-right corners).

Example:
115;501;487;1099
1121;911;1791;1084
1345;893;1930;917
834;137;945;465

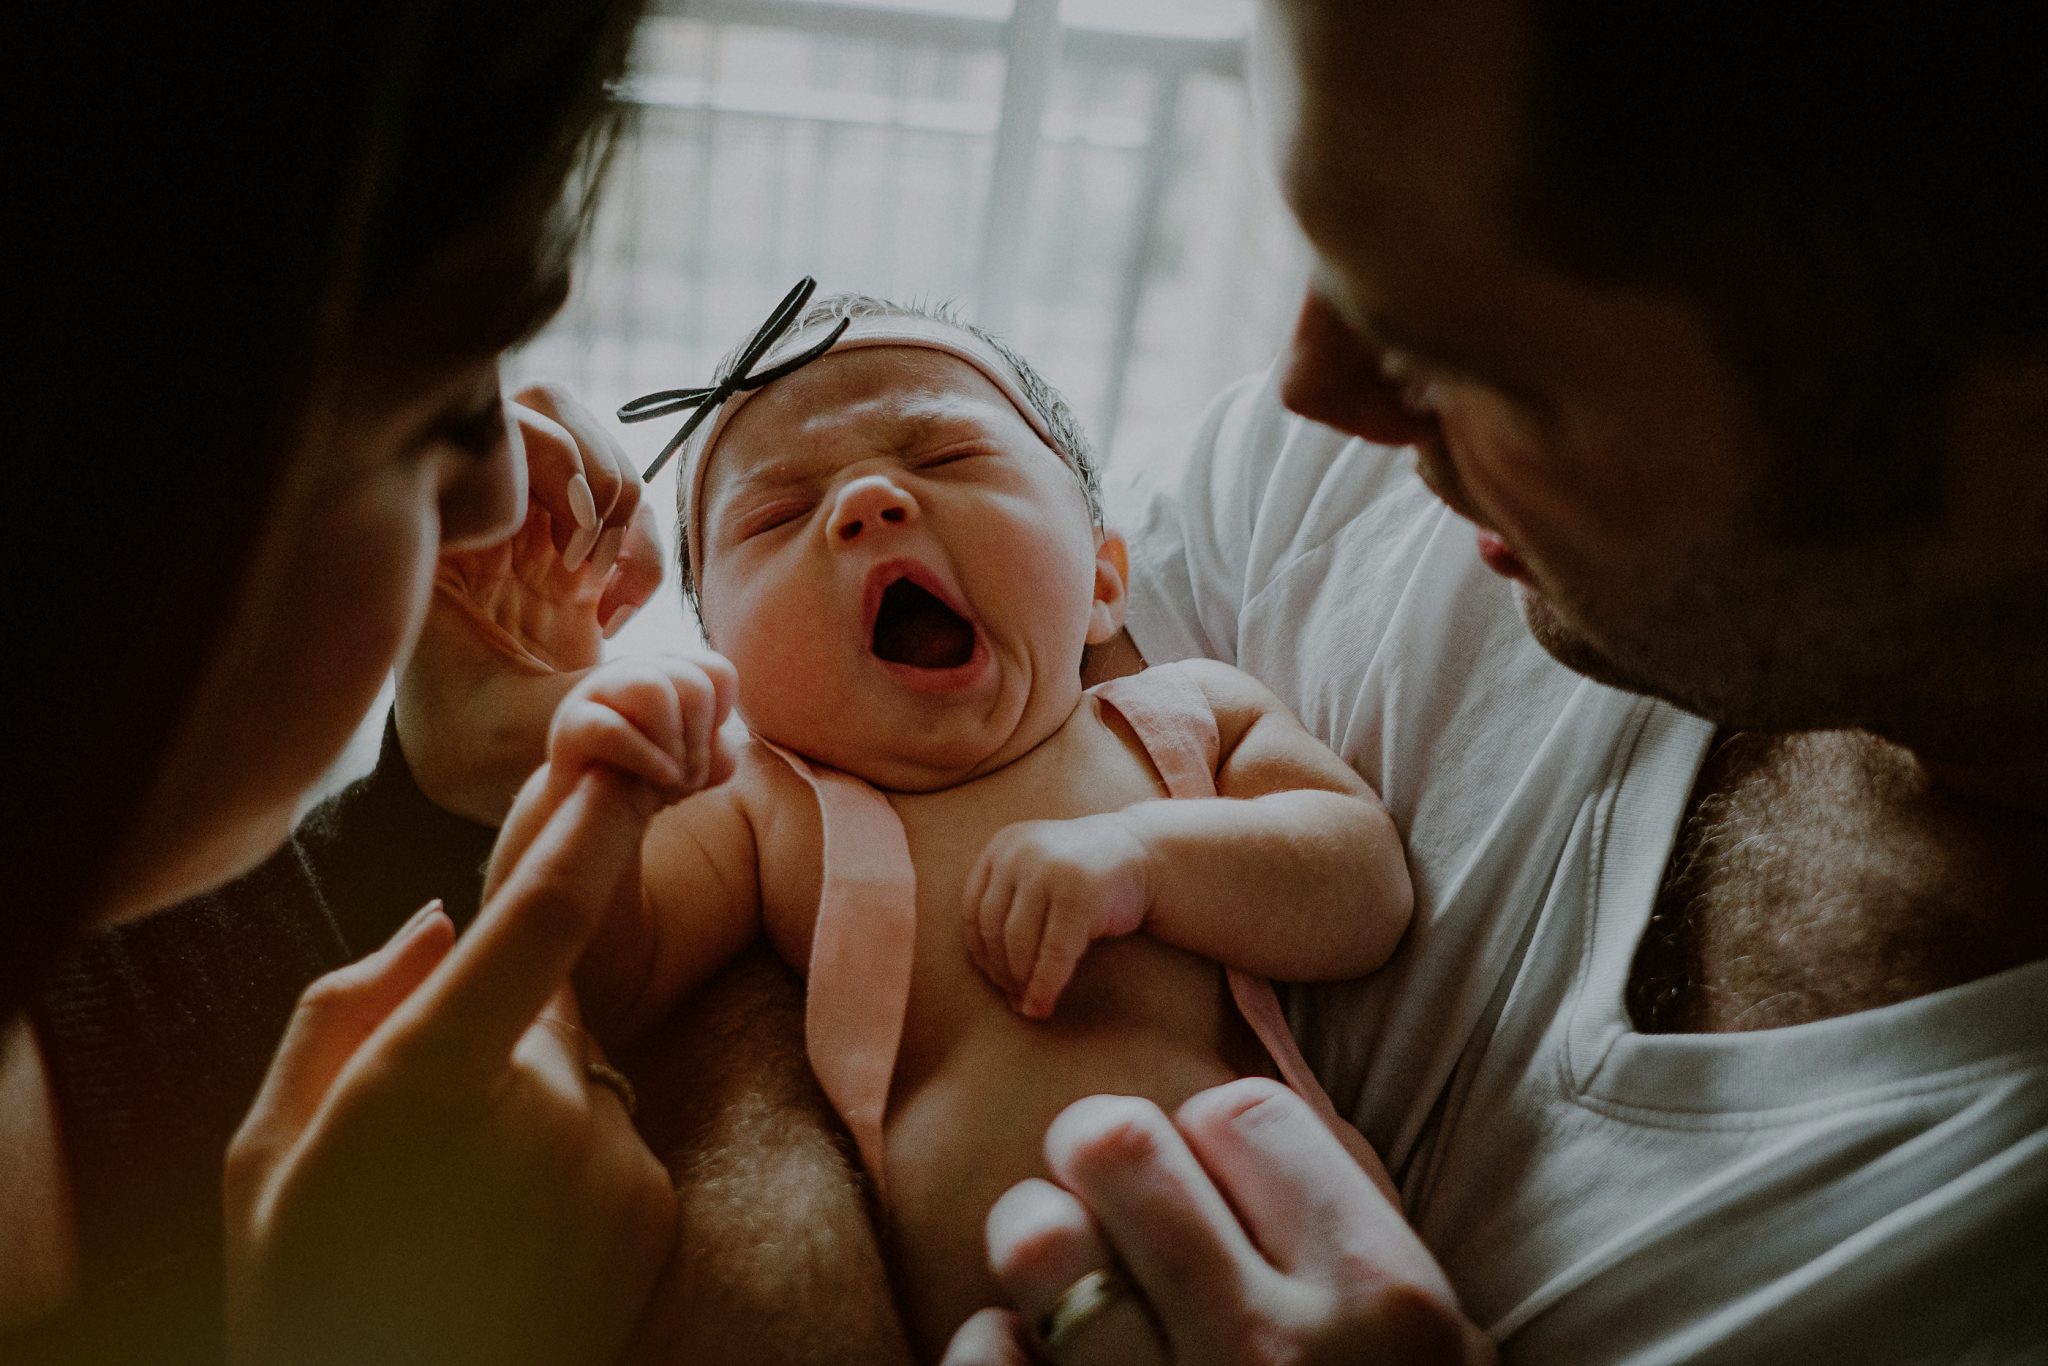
675;293;1102;616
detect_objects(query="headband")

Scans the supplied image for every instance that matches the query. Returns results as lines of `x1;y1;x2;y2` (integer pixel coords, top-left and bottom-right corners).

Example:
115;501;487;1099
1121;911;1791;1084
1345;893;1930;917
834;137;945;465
619;279;1059;587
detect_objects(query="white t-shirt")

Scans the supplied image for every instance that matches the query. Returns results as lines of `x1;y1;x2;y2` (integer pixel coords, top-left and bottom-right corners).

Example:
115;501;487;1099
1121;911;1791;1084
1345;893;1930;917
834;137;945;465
1110;367;2048;1363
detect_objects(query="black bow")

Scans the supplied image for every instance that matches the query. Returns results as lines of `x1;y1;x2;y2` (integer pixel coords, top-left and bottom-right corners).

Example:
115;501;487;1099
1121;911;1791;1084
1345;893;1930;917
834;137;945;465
618;276;852;483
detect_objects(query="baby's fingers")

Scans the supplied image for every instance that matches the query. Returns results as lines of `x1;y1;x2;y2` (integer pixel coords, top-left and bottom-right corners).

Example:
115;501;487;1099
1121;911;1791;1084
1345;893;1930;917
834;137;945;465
1002;885;1053;1010
1020;898;1088;1019
961;852;998;981
966;856;1025;999
549;696;685;798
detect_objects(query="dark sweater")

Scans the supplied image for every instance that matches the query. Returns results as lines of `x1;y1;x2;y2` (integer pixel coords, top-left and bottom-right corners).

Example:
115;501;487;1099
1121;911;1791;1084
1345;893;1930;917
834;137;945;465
11;718;496;1364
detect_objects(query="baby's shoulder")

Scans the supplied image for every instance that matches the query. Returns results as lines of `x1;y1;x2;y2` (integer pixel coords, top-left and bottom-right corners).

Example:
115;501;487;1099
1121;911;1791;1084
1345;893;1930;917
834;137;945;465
725;734;825;850
1096;656;1284;728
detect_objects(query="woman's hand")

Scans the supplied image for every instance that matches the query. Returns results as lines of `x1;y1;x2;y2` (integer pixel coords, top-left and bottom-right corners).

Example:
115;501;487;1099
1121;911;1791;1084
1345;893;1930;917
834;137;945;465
398;382;666;824
941;1080;1495;1366
222;667;715;1366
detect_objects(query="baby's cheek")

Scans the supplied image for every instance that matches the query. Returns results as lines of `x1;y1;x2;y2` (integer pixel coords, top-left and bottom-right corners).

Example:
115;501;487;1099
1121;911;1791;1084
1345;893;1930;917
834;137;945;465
721;609;852;747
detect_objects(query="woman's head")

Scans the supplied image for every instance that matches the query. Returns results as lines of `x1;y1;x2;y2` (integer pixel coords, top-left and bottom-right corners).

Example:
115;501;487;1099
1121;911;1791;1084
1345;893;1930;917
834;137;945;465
7;0;646;1012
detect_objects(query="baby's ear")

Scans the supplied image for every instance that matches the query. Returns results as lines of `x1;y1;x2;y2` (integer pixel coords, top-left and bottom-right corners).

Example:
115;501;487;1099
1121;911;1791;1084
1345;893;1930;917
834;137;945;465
1087;528;1130;644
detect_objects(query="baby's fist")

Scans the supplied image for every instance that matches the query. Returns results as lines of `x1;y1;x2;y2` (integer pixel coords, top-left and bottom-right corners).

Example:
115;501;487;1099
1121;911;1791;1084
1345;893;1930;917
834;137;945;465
962;813;1152;1019
545;652;739;813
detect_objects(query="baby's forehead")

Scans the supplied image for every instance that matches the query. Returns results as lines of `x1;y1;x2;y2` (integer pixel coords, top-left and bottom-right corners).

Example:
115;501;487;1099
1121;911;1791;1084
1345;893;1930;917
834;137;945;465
704;346;1042;491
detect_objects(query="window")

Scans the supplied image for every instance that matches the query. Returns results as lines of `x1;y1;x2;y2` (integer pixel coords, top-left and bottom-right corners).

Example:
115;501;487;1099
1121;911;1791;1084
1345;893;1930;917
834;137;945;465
516;0;1302;484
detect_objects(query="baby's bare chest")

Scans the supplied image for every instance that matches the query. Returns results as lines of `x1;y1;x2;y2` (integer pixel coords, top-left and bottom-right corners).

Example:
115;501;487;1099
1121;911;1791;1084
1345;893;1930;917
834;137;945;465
751;701;1168;968
890;705;1166;916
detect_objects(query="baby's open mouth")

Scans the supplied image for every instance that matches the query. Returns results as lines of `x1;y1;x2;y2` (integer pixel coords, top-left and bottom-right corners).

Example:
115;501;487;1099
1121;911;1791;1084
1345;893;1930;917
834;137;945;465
871;576;977;670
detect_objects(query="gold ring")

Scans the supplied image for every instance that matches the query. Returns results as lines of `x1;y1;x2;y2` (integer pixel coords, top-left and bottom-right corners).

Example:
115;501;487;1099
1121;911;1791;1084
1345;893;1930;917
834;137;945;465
584;1061;638;1118
1036;1266;1130;1356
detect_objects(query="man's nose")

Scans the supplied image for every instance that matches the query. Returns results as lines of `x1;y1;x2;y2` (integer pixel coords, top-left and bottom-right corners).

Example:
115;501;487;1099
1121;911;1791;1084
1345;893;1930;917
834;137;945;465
1278;292;1441;449
828;473;918;545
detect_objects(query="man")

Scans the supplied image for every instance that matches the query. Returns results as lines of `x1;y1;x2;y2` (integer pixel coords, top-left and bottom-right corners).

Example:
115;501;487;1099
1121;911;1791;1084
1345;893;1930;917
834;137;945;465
944;1;2047;1361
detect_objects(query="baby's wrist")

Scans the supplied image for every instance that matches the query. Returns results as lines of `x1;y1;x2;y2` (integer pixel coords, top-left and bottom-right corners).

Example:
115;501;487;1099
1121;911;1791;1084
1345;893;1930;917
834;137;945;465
1096;809;1157;928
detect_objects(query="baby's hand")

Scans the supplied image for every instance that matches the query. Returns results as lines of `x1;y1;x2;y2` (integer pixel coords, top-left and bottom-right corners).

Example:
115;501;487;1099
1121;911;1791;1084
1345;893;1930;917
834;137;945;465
482;650;741;1045
962;814;1152;1019
543;652;741;812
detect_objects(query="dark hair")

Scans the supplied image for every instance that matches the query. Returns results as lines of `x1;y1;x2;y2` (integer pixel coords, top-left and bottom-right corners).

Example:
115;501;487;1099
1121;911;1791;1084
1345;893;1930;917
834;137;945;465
1514;5;2048;537
4;0;645;1015
676;293;1104;614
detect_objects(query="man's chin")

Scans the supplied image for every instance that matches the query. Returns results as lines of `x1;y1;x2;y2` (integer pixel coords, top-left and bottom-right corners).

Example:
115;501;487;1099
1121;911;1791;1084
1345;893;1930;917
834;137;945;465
1516;588;1667;699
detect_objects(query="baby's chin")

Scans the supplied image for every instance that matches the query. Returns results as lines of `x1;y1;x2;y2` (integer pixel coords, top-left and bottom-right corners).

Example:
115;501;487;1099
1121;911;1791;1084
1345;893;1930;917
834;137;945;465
755;725;1027;793
751;697;1073;793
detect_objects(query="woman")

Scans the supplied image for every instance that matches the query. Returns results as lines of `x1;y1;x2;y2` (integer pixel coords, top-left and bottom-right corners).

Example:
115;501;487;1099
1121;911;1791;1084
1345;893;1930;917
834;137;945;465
2;1;707;1359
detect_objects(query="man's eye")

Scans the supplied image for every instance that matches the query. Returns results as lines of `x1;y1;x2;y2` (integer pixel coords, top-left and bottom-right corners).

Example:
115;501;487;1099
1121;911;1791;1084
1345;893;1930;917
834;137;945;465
919;448;985;470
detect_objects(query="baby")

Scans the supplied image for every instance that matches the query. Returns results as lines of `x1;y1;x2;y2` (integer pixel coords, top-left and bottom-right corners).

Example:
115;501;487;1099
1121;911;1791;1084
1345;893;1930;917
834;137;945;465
567;295;1413;1358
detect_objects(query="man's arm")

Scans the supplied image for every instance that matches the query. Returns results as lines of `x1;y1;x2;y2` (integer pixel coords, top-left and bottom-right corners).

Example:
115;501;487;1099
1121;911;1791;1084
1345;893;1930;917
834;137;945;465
620;946;914;1366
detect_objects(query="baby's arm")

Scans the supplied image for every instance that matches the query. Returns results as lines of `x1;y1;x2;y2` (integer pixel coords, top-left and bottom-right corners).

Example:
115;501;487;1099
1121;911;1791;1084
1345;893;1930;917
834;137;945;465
488;653;763;1044
1138;659;1411;974
576;775;764;1043
966;659;1412;1016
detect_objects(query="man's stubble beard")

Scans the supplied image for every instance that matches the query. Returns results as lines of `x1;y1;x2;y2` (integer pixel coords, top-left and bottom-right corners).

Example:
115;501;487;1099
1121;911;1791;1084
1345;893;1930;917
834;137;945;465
1512;536;2048;773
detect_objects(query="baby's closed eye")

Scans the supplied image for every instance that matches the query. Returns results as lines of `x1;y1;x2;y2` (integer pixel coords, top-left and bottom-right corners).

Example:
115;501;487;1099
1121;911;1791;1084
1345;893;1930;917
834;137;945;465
914;443;994;471
740;500;814;539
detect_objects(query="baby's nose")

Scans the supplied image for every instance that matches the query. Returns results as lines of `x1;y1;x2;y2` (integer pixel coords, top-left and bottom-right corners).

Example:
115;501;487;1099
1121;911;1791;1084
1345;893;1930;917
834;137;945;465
828;474;918;544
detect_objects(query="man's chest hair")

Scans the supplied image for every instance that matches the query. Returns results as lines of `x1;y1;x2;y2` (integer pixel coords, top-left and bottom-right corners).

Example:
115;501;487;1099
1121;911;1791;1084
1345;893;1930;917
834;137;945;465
1626;729;2048;1033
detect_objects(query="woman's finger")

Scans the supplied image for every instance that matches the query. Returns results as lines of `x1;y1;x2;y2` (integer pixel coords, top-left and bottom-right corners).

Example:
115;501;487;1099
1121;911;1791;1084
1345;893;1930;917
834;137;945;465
392;769;649;1071
597;501;665;639
1044;1094;1270;1360
232;904;454;1159
531;384;639;529
983;1179;1164;1365
513;404;599;564
1175;1079;1453;1296
937;1308;1038;1366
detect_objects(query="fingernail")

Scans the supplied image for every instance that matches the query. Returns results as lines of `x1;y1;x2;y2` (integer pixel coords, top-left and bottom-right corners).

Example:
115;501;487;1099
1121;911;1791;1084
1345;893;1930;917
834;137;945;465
565;473;599;530
591;525;624;577
563;523;599;572
394;899;444;944
602;603;637;639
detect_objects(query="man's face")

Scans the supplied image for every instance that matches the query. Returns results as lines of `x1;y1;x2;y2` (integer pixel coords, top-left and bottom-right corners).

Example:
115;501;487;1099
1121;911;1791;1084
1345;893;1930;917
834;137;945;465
1256;0;2048;758
695;346;1124;791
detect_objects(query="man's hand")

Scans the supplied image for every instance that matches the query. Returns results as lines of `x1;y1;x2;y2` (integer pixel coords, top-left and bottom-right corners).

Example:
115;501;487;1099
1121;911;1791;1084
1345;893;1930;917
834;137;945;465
962;814;1152;1019
942;1080;1495;1366
398;382;664;824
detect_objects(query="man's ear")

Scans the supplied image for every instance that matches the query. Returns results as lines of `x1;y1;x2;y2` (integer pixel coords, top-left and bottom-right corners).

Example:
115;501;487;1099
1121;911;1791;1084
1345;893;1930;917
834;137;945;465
1086;528;1130;645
